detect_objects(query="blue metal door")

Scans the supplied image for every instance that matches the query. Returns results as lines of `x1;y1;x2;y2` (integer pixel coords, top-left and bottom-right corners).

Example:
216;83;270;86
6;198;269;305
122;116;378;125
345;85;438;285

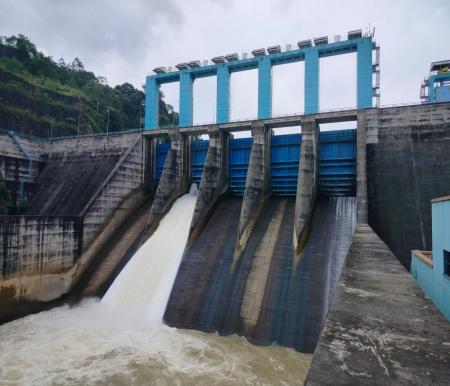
191;139;209;186
319;129;356;196
155;143;170;183
228;137;253;195
270;133;301;195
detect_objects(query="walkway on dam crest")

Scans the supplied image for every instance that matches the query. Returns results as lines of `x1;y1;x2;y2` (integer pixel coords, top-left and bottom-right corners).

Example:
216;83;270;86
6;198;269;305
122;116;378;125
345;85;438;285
143;107;362;137
306;225;450;385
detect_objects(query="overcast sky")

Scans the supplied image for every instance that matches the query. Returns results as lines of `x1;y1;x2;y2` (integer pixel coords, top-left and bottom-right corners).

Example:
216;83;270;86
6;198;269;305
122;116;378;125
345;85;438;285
1;0;449;127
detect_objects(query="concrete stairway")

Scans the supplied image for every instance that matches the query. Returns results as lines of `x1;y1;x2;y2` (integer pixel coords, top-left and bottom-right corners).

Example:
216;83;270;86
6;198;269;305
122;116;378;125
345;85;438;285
27;152;121;216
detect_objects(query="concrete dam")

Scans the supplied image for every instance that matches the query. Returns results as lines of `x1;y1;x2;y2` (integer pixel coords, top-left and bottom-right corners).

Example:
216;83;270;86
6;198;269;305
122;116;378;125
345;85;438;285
164;127;357;353
2;24;450;381
1;101;450;383
166;195;355;352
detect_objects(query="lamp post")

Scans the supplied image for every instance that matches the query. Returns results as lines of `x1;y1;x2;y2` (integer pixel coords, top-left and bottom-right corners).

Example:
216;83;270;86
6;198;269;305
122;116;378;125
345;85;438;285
106;107;110;135
140;100;145;129
167;104;174;127
77;96;82;138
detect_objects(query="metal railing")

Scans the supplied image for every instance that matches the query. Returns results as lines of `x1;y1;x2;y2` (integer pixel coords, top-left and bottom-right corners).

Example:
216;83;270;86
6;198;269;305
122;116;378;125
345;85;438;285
0;127;142;141
182;101;429;128
42;128;142;141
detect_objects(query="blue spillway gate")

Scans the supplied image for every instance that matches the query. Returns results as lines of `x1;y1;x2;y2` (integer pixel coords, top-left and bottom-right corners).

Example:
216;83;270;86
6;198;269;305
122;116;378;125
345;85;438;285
319;129;356;196
229;137;253;195
154;130;356;196
155;143;170;183
270;133;301;195
191;139;209;186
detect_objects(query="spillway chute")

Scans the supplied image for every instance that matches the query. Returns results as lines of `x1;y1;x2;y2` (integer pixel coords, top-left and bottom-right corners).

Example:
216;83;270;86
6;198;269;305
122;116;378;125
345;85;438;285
102;186;198;325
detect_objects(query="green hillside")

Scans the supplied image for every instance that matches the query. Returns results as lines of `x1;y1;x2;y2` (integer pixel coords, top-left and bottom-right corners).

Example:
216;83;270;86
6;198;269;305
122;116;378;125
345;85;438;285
0;34;178;137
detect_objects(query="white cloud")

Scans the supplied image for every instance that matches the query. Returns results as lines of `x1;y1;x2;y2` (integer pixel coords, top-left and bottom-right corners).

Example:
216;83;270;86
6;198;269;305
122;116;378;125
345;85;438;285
1;0;449;119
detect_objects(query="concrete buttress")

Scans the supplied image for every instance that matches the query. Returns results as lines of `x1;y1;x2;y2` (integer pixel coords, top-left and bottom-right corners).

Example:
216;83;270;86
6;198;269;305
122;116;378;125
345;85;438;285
147;130;190;228
238;123;271;249
294;118;319;254
190;126;229;240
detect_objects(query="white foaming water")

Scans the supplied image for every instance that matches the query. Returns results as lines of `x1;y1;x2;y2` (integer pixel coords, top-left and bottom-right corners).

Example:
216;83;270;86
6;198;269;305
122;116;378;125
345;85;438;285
102;184;198;325
0;185;311;385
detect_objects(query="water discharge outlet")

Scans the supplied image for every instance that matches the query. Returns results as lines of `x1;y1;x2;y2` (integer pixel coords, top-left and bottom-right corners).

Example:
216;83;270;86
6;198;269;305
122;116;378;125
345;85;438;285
102;184;198;324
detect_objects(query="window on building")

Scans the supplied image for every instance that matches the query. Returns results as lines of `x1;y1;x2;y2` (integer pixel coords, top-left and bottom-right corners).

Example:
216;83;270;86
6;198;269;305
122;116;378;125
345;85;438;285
444;250;450;277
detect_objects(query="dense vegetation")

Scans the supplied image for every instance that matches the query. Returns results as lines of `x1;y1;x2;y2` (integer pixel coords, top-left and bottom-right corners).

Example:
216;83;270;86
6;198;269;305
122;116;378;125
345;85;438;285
0;34;178;137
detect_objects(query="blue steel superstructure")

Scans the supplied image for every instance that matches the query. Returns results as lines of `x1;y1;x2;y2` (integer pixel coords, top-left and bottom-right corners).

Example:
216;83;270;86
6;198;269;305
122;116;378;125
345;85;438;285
411;196;450;321
304;48;319;114
145;29;379;129
421;60;450;104
216;64;230;123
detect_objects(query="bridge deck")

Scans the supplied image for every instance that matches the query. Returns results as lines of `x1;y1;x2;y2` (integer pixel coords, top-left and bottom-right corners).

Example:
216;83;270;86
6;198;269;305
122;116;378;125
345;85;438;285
143;108;361;137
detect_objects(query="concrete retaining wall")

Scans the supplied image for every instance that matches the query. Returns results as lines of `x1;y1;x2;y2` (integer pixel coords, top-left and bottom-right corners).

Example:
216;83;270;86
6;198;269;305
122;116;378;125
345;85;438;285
0;131;144;319
81;135;143;247
0;215;83;278
0;131;46;161
356;111;368;223
0;131;45;209
366;103;450;268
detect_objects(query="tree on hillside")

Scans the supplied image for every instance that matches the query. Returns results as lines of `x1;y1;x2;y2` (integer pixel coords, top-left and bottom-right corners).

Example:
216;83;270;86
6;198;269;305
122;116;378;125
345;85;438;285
0;34;179;136
70;57;85;72
0;34;38;61
114;82;145;128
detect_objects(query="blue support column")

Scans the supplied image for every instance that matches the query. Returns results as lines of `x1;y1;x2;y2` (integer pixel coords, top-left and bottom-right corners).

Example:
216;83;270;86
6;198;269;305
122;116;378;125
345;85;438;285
179;71;193;127
304;49;319;114
428;75;436;103
357;38;373;109
216;64;230;123
145;76;159;130
258;56;272;119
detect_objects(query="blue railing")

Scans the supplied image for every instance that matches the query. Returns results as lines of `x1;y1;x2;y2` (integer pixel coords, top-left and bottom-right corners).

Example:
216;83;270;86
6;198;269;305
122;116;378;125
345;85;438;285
319;129;356;196
270;134;301;195
191;139;209;186
229;137;253;195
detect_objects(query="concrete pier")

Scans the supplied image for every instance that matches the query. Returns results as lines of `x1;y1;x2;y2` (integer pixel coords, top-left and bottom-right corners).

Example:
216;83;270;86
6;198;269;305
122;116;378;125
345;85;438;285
238;123;271;248
294;118;319;253
147;131;190;229
144;102;450;270
356;111;368;223
190;127;229;239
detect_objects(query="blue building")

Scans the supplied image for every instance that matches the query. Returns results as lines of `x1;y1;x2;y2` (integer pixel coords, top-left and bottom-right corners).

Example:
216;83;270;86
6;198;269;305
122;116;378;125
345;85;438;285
420;60;450;104
411;196;450;321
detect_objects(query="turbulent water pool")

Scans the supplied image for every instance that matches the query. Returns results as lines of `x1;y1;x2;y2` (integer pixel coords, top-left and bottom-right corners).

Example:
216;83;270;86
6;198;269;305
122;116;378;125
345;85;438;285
0;301;311;385
0;188;311;385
